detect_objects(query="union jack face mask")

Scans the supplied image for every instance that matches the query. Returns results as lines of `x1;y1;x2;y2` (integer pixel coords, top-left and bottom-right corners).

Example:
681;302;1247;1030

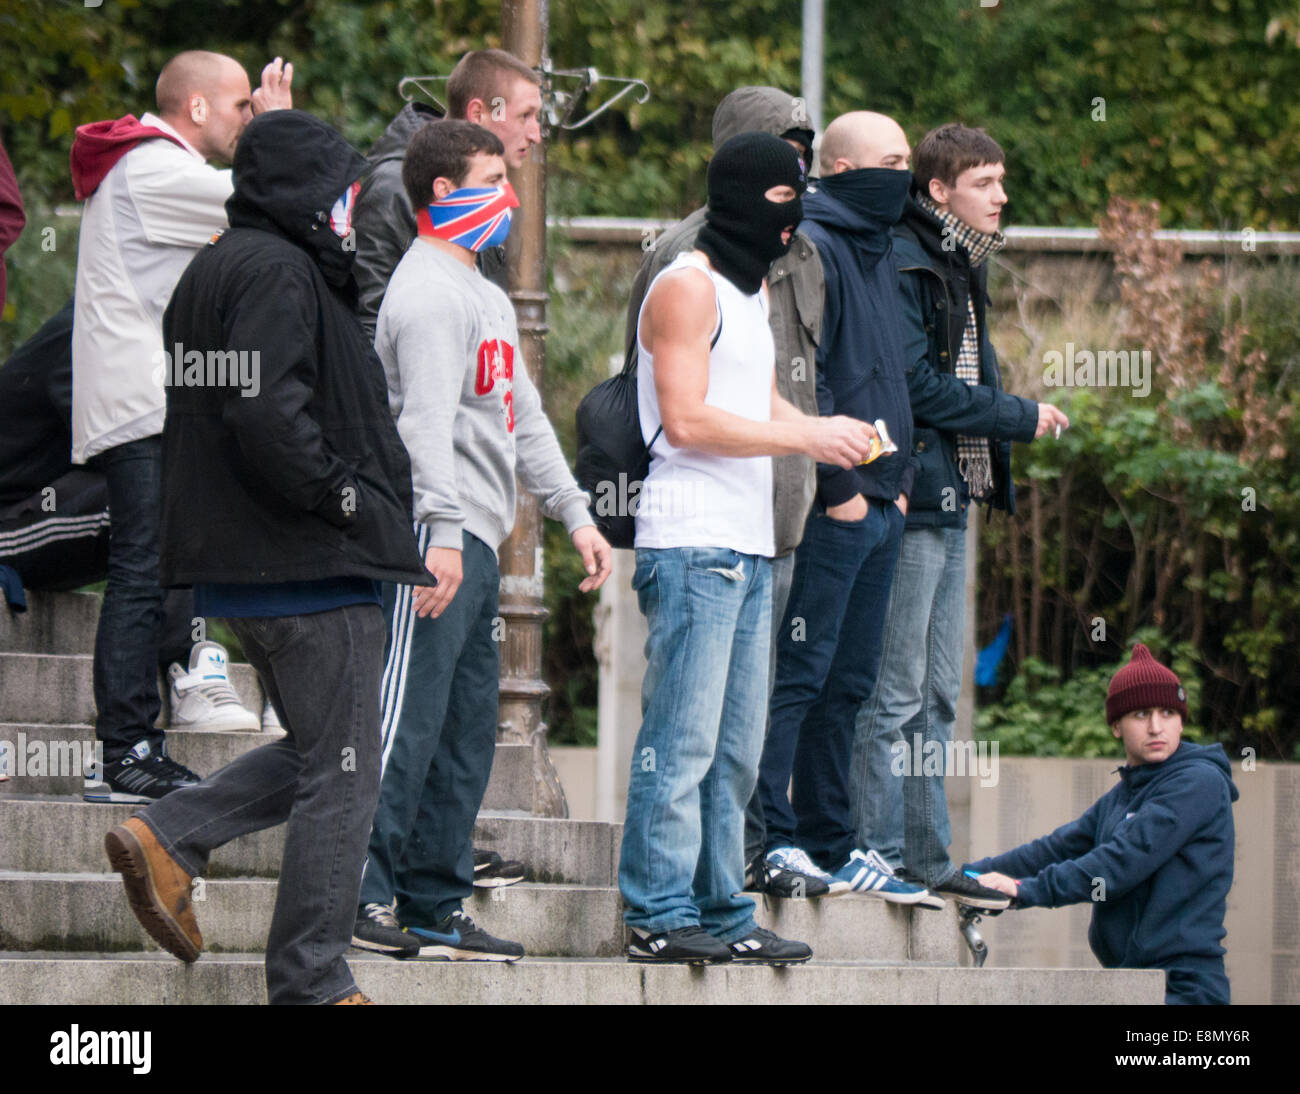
328;181;361;238
418;182;521;252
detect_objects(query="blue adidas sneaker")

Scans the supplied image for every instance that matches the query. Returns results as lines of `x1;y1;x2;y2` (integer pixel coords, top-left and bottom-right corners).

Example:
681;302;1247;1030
831;848;934;904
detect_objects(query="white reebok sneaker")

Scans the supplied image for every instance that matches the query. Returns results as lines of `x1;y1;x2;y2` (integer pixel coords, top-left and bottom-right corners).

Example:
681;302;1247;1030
167;642;259;732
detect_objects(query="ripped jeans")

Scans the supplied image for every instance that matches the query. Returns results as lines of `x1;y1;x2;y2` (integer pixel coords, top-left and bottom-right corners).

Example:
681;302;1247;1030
618;546;772;941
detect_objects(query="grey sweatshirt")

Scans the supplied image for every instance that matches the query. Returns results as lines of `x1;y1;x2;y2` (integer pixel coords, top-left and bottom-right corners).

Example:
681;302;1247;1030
376;238;593;554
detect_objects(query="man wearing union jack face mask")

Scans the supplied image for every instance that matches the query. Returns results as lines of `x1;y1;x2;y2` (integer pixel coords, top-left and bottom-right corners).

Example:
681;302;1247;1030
351;119;612;961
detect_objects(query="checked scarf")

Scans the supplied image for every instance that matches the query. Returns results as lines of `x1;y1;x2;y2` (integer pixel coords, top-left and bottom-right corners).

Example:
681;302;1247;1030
917;193;1005;502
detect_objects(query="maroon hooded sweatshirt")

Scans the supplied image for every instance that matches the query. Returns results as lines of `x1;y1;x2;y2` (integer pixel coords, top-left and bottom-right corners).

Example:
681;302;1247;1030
69;114;188;201
0;137;26;314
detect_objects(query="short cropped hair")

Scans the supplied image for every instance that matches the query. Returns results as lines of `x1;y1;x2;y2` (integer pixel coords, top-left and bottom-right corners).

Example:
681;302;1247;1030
155;50;230;116
402;120;506;209
447;48;540;119
912;123;1004;193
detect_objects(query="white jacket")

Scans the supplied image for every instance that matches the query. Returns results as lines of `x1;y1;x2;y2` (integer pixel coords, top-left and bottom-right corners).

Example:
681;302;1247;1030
71;114;232;463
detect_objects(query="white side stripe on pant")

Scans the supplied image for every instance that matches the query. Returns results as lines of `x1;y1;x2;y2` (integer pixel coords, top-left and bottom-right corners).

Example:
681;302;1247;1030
0;510;111;553
376;521;428;779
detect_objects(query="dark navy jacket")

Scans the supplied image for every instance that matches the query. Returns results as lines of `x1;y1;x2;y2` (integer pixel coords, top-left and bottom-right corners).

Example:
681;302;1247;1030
968;741;1237;1005
893;192;1037;527
800;188;917;506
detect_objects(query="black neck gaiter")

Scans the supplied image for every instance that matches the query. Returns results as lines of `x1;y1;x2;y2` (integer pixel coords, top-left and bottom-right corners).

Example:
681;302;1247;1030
697;131;807;295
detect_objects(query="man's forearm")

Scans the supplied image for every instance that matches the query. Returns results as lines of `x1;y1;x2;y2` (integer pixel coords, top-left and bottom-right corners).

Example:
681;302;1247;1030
664;402;812;459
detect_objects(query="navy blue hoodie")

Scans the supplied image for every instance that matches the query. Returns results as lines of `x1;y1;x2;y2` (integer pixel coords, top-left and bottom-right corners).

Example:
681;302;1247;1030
968;741;1237;1005
800;188;918;506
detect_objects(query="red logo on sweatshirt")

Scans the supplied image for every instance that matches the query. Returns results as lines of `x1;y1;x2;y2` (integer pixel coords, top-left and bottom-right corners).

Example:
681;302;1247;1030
475;339;515;432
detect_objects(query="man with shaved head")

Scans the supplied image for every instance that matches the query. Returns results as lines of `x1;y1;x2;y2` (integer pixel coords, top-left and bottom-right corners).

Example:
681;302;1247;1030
754;109;938;903
69;51;291;804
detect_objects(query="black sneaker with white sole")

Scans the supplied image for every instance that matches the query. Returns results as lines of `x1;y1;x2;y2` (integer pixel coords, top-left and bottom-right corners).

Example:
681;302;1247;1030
728;926;813;965
473;848;525;888
932;873;1012;910
83;740;200;804
626;925;732;965
351;902;419;958
406;910;524;962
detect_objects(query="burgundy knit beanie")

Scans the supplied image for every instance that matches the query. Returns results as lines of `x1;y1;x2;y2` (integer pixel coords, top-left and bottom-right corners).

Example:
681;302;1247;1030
1106;643;1188;724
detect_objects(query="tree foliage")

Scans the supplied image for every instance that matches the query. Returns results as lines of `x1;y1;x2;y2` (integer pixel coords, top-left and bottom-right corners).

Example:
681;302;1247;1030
979;201;1300;759
5;0;1300;230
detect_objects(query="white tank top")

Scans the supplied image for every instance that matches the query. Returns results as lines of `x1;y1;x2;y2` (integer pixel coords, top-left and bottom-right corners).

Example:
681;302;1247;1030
634;252;776;557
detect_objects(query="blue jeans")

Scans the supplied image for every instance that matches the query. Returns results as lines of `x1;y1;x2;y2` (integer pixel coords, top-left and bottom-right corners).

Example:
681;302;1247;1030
758;500;904;869
851;524;966;886
618;546;771;942
139;603;387;1004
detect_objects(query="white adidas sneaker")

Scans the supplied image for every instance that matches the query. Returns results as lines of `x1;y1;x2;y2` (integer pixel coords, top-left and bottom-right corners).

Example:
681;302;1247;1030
167;642;260;732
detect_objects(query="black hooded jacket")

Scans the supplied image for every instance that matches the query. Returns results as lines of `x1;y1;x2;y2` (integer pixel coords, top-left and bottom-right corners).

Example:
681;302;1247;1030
159;110;429;588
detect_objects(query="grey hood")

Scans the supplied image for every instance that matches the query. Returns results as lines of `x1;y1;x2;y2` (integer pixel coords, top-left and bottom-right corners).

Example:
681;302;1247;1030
712;86;807;148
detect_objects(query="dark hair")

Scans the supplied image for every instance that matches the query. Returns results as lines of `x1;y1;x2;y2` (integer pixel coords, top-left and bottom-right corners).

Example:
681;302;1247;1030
402;120;506;209
912;123;1004;193
447;48;540;120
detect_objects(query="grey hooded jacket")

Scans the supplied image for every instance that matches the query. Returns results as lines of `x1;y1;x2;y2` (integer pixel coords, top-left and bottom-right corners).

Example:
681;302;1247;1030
623;87;821;557
353;102;508;338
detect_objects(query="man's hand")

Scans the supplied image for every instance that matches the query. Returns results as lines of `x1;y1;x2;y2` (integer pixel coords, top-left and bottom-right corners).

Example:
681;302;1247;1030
1034;403;1070;440
251;57;294;114
977;871;1020;898
895;493;909;517
826;494;868;522
572;526;613;593
414;546;462;619
804;415;878;468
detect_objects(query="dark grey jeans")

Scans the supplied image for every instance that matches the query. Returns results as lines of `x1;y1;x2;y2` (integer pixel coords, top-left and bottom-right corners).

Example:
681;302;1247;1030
137;602;385;1005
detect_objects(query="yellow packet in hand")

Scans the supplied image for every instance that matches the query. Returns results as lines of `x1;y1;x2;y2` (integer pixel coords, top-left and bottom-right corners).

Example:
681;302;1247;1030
859;418;899;465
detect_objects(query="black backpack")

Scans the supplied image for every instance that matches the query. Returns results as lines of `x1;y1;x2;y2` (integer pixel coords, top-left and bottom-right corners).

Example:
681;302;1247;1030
575;340;661;549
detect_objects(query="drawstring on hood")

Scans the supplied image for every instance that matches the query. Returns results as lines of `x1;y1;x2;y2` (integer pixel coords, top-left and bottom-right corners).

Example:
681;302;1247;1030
225;110;368;291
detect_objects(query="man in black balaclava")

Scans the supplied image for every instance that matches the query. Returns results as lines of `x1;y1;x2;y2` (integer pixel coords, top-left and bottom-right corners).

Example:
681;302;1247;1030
753;111;943;906
623;90;825;899
617;131;878;966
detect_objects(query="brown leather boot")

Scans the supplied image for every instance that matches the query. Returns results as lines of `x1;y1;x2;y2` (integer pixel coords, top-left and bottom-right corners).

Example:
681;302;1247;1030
105;817;202;962
333;992;375;1004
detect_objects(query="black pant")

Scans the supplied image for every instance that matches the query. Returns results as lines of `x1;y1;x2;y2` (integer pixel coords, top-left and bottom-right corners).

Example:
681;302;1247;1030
81;438;194;762
0;466;194;670
141;603;386;1004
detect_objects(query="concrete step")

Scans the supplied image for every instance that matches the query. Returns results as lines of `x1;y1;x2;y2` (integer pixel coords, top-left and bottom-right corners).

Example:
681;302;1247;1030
0;873;625;958
0;590;101;656
0;951;1166;1005
0;724;532;812
0;800;617;882
0;869;958;963
0;651;264;725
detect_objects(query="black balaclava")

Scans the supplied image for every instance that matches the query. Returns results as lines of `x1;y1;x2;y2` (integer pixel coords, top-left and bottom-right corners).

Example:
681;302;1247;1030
697;132;806;295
